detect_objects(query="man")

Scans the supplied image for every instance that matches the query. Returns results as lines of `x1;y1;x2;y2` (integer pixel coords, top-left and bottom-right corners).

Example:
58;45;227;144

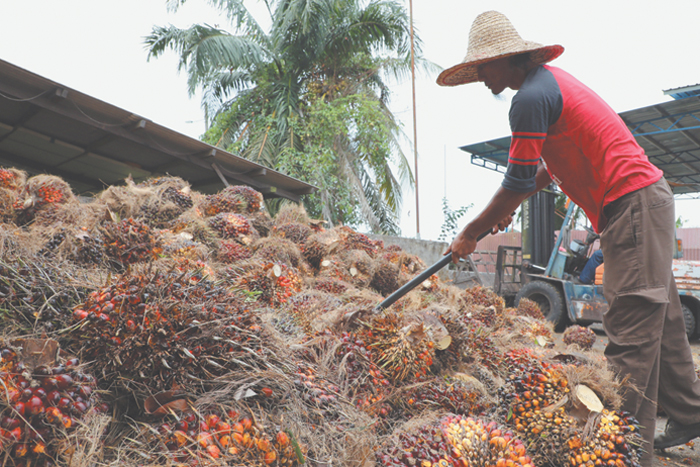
579;249;603;285
437;10;700;465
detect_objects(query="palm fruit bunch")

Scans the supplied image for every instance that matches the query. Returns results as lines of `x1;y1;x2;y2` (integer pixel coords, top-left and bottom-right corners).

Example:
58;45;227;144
0;168;25;223
234;262;303;306
318;257;352;282
201;185;263;216
453;321;504;373
516;298;545;320
12;176;75;226
566;410;642;467
292;362;341;415
207;212;252;239
398;376;489;417
160;233;204;262
302;233;330;269
137;176;194;210
376;421;453;467
358;313;435;383
440;415;535;467
341;249;375;288
335;332;391;416
71;230;106;265
280;292;341;337
377;415;534;467
151;408;304;466
254;237;305;270
338;227;379;257
0;258;85;333
272;222;312;246
38;229;67;257
370;259;400;296
498;349;577;466
70;270;267;392
217;240;253;263
461;285;506;314
563;325;598;350
0;345;108;467
101;217;161;265
0;167;25;191
313;278;350;295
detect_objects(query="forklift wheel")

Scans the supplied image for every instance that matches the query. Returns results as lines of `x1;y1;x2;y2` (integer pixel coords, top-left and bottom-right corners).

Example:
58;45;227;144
681;303;696;341
515;281;566;331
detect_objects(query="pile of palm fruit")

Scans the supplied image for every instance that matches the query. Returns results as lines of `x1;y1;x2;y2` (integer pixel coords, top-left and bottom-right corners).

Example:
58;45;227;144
0;166;641;467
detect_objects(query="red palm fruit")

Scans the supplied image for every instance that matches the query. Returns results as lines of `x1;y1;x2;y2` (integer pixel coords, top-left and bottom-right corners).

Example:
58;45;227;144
241;418;252;430
214;421;231;436
12;402;25;416
14;443;28;457
227;409;238;419
205;414;220;429
206;444;221;459
61;415;73;429
55;374;73;390
233;432;244;444
197;431;214;448
72;401;88;415
276;431;290;447
45;407;62;425
199;420;209;432
233;422;244;434
173;430;188;448
175;420;188;432
219;435;231;447
1;417;20;430
261;387;273;397
27;396;45;416
73;309;88;320
33;442;46;454
264;450;277;465
58;397;71;410
78;385;92;398
10;427;22;441
256;437;271;452
33;388;47;399
184;412;196;424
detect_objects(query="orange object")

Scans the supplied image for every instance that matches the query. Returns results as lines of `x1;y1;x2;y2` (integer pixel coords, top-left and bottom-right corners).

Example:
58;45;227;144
594;264;604;285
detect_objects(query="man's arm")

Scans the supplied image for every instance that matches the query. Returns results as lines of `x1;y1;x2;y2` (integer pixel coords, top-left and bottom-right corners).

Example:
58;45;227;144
446;163;552;262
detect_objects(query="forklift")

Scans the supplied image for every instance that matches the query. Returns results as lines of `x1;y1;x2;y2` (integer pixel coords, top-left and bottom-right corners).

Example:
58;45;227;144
494;186;699;338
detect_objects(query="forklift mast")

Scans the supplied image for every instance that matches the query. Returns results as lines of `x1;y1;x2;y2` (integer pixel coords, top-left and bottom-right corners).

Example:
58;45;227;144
520;184;557;268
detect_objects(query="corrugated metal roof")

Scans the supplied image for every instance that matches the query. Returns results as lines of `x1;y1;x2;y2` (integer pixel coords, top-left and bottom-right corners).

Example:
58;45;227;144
461;92;700;197
0;58;317;201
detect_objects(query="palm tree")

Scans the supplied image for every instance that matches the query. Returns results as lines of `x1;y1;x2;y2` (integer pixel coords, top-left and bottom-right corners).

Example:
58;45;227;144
145;0;435;234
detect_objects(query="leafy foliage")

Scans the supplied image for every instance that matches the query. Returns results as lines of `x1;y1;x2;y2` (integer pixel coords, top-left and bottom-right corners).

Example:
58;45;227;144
146;0;437;234
438;197;472;242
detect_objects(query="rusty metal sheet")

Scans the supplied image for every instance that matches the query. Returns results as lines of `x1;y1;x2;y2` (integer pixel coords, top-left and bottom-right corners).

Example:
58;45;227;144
571;300;607;322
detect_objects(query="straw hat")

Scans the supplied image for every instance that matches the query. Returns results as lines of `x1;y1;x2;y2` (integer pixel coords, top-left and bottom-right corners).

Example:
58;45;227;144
436;11;564;87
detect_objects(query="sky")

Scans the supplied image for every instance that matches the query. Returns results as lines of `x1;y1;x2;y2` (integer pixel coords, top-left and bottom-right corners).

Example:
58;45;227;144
1;1;699;241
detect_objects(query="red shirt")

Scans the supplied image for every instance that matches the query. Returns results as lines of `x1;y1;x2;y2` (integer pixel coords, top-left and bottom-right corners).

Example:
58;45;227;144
504;65;662;232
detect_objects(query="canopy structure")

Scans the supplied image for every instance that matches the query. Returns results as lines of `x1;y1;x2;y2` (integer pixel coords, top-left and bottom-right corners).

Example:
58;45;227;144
461;87;700;198
0;58;316;201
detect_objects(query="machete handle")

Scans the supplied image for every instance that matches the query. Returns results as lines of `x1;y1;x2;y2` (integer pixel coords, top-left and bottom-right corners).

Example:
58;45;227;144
374;227;493;312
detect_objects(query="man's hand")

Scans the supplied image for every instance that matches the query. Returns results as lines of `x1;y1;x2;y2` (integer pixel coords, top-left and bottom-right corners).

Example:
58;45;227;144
493;212;513;234
445;229;477;263
445;213;513;263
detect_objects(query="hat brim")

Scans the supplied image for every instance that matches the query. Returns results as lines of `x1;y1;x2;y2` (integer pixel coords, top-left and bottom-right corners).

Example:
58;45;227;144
436;44;564;87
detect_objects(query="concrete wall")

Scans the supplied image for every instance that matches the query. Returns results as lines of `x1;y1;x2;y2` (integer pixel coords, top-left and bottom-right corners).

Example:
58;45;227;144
367;234;451;280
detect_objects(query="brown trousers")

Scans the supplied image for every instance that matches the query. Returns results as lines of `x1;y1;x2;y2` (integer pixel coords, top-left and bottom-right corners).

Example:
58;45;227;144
601;178;700;466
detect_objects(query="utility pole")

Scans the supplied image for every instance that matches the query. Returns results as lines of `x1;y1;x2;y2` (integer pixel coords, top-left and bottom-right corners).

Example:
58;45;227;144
409;0;420;239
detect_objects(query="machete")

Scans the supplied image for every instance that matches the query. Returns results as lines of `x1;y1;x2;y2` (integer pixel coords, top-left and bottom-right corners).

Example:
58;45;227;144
374;227;494;312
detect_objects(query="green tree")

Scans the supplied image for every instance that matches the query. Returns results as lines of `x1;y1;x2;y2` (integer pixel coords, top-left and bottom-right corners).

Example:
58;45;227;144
146;0;435;234
437;197;472;242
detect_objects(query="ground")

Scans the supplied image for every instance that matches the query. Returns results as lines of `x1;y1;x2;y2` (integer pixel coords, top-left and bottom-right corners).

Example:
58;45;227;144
554;328;700;467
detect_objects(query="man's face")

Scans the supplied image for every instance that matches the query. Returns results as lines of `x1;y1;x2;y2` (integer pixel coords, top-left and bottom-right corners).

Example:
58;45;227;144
477;57;516;95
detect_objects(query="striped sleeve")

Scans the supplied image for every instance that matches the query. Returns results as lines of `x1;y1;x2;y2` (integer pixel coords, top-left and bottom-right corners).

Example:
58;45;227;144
502;66;562;193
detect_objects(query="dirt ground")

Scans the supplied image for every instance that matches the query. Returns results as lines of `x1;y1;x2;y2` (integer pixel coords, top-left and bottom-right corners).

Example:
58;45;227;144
553;327;700;467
